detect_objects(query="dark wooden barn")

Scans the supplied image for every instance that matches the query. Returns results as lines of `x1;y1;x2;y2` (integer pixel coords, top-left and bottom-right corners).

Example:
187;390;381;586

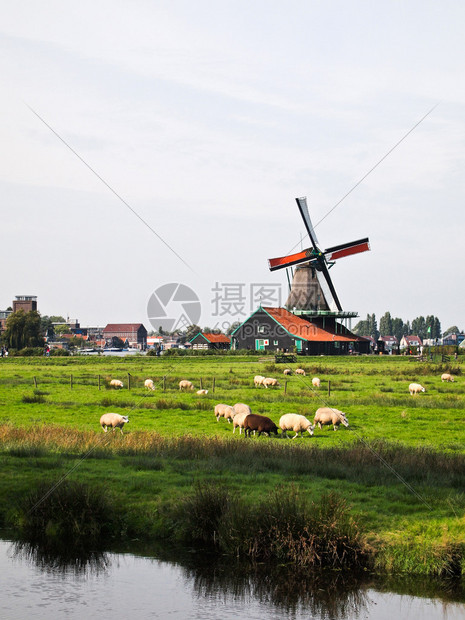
231;306;370;355
190;332;231;350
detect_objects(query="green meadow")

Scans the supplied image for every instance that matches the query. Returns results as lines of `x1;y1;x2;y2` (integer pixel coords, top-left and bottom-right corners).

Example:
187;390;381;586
0;354;464;577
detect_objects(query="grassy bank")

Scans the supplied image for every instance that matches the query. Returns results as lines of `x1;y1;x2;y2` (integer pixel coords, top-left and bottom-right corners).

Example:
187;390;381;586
0;355;464;576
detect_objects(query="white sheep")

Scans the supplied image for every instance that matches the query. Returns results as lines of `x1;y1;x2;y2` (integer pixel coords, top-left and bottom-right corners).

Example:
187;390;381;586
196;389;209;395
409;383;426;395
283;369;292;375
312;377;321;388
232;403;252;417
232;411;250;434
109;379;123;389
144;379;155;391
295;368;306;376
262;377;280;388
279;413;314;439
214;403;236;422
254;375;265;387
441;373;455;383
313;407;349;431
100;413;129;434
179;380;194;391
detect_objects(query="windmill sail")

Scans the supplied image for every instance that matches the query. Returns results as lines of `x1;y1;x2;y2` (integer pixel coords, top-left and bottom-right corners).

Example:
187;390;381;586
268;196;370;313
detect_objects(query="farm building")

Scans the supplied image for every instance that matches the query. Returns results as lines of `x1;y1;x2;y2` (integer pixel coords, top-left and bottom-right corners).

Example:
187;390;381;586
399;334;422;351
231;306;370;355
190;332;231;350
103;323;148;350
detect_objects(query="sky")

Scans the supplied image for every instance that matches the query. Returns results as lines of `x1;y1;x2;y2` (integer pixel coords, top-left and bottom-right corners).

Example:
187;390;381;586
1;1;464;333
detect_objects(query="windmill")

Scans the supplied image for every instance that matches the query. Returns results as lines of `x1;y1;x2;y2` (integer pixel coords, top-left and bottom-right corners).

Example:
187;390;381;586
268;197;370;314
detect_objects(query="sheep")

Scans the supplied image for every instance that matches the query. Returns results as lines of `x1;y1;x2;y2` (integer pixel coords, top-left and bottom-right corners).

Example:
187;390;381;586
100;413;129;435
313;407;349;431
109;379;123;389
254;375;265;387
262;377;280;388
295;368;306;376
243;414;278;438
312;377;321;388
232;403;252;417
179;380;194;391
232;411;250;434
144;379;155;391
409;383;426;395
279;413;314;439
283;369;292;375
214;403;236;422
196;389;209;395
441;373;455;383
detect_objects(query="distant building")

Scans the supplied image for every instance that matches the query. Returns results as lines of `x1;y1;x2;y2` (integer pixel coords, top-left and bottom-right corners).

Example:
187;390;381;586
13;295;37;313
378;335;399;354
399;335;422;351
103;323;147;349
442;333;465;346
190;332;231;350
0;310;13;333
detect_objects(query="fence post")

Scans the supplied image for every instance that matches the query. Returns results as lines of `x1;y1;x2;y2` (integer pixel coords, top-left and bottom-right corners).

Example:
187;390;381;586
163;375;166;392
98;375;101;390
33;376;37;388
200;377;203;389
284;380;287;395
127;373;131;390
70;374;73;389
328;380;331;398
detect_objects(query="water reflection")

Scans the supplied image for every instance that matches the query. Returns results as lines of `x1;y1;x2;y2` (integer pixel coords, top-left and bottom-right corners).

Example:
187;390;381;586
4;539;465;620
11;540;111;577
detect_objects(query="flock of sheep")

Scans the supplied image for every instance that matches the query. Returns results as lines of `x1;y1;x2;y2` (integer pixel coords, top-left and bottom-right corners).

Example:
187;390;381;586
100;370;456;437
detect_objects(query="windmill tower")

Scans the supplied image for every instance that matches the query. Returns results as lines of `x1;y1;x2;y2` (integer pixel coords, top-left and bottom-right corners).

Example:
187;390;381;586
268;197;370;322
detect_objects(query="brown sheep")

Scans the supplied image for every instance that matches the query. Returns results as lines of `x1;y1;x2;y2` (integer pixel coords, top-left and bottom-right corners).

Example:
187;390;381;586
243;414;278;438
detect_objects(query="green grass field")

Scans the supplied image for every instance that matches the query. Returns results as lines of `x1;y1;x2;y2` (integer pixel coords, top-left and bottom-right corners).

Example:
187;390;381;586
0;354;464;576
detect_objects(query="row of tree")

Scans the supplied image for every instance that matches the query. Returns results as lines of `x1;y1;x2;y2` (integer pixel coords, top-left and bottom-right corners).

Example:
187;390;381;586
352;312;447;342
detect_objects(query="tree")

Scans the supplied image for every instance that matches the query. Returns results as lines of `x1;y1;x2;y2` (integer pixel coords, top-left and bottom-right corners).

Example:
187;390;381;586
226;320;241;336
379;312;393;336
411;316;426;339
111;336;125;348
391;318;404;342
443;325;460;337
3;310;43;349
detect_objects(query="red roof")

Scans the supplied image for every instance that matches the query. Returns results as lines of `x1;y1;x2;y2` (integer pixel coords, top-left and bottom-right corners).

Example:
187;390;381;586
262;307;365;342
103;323;145;333
201;332;231;343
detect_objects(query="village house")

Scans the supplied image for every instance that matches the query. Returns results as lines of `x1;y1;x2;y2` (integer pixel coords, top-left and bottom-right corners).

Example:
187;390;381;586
103;323;148;350
378;335;399;354
231;306;370;355
190;332;231;350
399;334;422;352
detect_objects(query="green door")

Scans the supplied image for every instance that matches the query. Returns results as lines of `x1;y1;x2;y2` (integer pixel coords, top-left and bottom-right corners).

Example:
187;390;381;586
255;339;265;351
295;339;302;353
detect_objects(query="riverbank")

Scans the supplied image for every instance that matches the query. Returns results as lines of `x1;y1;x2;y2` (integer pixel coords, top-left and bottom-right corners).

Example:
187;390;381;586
0;356;464;577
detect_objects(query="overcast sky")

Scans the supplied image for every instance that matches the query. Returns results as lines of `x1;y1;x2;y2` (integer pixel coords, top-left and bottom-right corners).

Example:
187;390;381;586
1;1;464;333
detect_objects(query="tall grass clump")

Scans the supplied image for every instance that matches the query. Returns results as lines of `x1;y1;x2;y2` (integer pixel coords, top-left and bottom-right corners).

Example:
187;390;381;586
172;485;371;569
13;480;119;552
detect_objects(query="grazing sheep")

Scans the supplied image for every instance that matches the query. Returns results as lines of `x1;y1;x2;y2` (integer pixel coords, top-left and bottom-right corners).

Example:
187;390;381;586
144;379;155;391
100;413;129;434
179;380;194;391
441;373;455;383
214;403;236;422
196;389;209;395
254;375;265;387
243;414;278;438
109;379;123;389
313;407;349;431
295;368;306;376
283;369;292;375
233;411;250;435
262;377;280;388
279;413;314;439
409;383;426;395
312;377;321;388
232;403;252;417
